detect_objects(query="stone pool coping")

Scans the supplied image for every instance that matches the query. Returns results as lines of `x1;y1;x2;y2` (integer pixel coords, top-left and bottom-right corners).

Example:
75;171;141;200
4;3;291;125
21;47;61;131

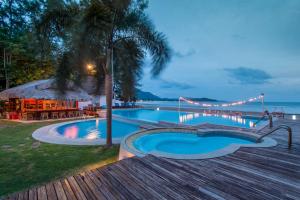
119;128;277;160
32;118;141;145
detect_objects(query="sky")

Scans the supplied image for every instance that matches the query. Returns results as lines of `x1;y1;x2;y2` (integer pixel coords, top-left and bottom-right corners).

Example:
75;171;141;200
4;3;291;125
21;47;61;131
140;0;300;102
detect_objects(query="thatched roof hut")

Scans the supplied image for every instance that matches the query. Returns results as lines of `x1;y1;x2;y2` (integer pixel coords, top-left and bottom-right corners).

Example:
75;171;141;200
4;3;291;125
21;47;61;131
0;79;93;100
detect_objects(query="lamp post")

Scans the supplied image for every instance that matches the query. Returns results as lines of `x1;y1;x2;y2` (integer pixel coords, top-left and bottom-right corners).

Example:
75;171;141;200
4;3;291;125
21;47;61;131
261;93;265;112
178;97;182;124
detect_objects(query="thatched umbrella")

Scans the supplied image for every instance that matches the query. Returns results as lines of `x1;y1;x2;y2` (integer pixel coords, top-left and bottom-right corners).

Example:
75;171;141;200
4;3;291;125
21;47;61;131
0;79;93;100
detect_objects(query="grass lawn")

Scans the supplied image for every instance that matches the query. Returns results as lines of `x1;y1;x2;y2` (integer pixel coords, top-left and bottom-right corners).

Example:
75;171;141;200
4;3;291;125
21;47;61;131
0;120;119;196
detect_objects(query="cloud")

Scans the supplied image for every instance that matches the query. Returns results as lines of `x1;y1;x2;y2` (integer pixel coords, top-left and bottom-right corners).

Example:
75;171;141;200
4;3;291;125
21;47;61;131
159;79;195;89
173;49;196;58
224;67;272;84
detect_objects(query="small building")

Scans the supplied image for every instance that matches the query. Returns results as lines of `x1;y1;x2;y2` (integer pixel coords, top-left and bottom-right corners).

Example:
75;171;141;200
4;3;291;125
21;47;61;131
0;79;93;120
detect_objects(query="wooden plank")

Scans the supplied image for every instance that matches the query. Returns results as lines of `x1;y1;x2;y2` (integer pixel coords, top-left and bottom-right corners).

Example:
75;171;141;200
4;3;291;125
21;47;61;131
219;153;300;187
23;191;29;200
97;169;136;199
118;158;203;200
124;157;205;200
37;186;47;200
233;150;300;171
53;181;67;200
28;188;37;200
214;156;300;194
160;156;271;200
240;147;300;164
17;192;24;200
66;176;87;200
92;168;128;200
60;179;77;200
17;190;29;200
143;155;239;200
99;166;143;200
116;160;170;199
139;158;206;199
6;193;18;200
213;162;300;199
73;174;96;200
78;172;107;199
45;183;58;200
106;162;165;199
85;170;117;200
144;156;241;200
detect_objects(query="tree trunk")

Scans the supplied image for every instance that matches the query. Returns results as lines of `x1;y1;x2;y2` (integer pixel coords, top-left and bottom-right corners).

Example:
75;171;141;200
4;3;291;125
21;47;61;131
105;73;113;147
3;48;9;89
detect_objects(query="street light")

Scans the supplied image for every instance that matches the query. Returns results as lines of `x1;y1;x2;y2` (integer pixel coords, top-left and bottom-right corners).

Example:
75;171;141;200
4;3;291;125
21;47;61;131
87;64;93;71
86;63;96;75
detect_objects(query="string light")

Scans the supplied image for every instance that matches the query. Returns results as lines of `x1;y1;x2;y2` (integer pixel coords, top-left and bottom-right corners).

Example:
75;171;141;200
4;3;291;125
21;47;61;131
179;94;264;108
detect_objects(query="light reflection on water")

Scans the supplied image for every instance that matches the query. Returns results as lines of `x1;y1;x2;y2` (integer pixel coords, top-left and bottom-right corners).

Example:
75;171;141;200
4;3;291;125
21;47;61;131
85;130;100;140
179;112;255;127
63;127;101;140
58;119;139;140
113;109;262;128
63;125;79;139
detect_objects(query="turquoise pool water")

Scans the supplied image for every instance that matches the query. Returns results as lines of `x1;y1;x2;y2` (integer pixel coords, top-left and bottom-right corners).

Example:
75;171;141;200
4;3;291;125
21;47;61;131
133;132;254;155
113;109;264;128
56;119;139;139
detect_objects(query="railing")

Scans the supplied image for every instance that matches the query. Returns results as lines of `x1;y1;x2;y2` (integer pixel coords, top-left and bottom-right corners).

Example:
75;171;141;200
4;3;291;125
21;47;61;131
256;124;292;149
253;115;267;127
253;112;273;128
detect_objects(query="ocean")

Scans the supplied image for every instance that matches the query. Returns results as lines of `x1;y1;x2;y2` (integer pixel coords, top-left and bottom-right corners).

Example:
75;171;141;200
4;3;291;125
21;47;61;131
136;101;300;114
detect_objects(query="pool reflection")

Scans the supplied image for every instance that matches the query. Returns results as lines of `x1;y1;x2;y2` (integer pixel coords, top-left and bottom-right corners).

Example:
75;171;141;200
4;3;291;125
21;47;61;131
179;112;255;127
63;125;79;139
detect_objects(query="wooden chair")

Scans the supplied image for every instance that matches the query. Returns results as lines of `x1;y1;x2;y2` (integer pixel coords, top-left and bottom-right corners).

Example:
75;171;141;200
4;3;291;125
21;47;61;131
22;113;28;120
40;112;49;120
51;112;59;119
75;111;82;117
59;112;66;118
22;112;34;120
67;111;74;118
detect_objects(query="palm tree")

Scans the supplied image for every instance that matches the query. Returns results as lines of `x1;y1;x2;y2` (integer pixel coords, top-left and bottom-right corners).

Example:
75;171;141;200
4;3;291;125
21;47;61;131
37;0;171;147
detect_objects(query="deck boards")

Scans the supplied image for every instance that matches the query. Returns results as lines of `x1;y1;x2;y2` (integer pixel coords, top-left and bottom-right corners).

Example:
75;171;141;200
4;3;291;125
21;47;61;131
4;118;300;200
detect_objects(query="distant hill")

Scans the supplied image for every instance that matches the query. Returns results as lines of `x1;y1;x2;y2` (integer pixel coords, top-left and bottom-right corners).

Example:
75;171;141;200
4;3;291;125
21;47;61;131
136;89;161;101
136;89;217;102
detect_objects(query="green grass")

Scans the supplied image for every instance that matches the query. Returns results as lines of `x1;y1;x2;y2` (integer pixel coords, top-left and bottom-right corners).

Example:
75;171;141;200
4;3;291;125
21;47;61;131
0;120;119;196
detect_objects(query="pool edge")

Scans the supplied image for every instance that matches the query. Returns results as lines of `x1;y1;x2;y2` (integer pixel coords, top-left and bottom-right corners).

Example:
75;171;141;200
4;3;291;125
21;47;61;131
119;128;277;160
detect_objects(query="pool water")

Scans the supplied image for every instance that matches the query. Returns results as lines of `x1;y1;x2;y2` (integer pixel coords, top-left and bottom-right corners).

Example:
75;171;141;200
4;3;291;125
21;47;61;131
113;109;264;128
56;119;139;139
133;132;254;155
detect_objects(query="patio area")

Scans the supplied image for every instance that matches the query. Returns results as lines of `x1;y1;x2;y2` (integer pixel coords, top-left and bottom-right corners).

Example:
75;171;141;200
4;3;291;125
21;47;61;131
5;117;300;200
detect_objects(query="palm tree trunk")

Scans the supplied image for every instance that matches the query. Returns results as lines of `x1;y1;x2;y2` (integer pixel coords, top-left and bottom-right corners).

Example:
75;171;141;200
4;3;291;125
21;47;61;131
105;73;113;147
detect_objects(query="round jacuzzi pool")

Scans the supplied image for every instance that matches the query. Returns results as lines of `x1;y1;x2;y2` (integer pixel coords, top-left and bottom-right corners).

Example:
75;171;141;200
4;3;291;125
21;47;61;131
119;128;277;160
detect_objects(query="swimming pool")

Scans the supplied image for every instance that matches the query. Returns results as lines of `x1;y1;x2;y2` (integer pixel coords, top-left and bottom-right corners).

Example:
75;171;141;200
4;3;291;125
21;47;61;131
56;119;139;139
119;128;277;160
113;109;266;128
32;119;140;145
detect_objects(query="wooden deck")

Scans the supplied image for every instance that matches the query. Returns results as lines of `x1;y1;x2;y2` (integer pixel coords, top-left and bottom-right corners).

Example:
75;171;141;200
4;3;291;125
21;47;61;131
4;118;300;200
